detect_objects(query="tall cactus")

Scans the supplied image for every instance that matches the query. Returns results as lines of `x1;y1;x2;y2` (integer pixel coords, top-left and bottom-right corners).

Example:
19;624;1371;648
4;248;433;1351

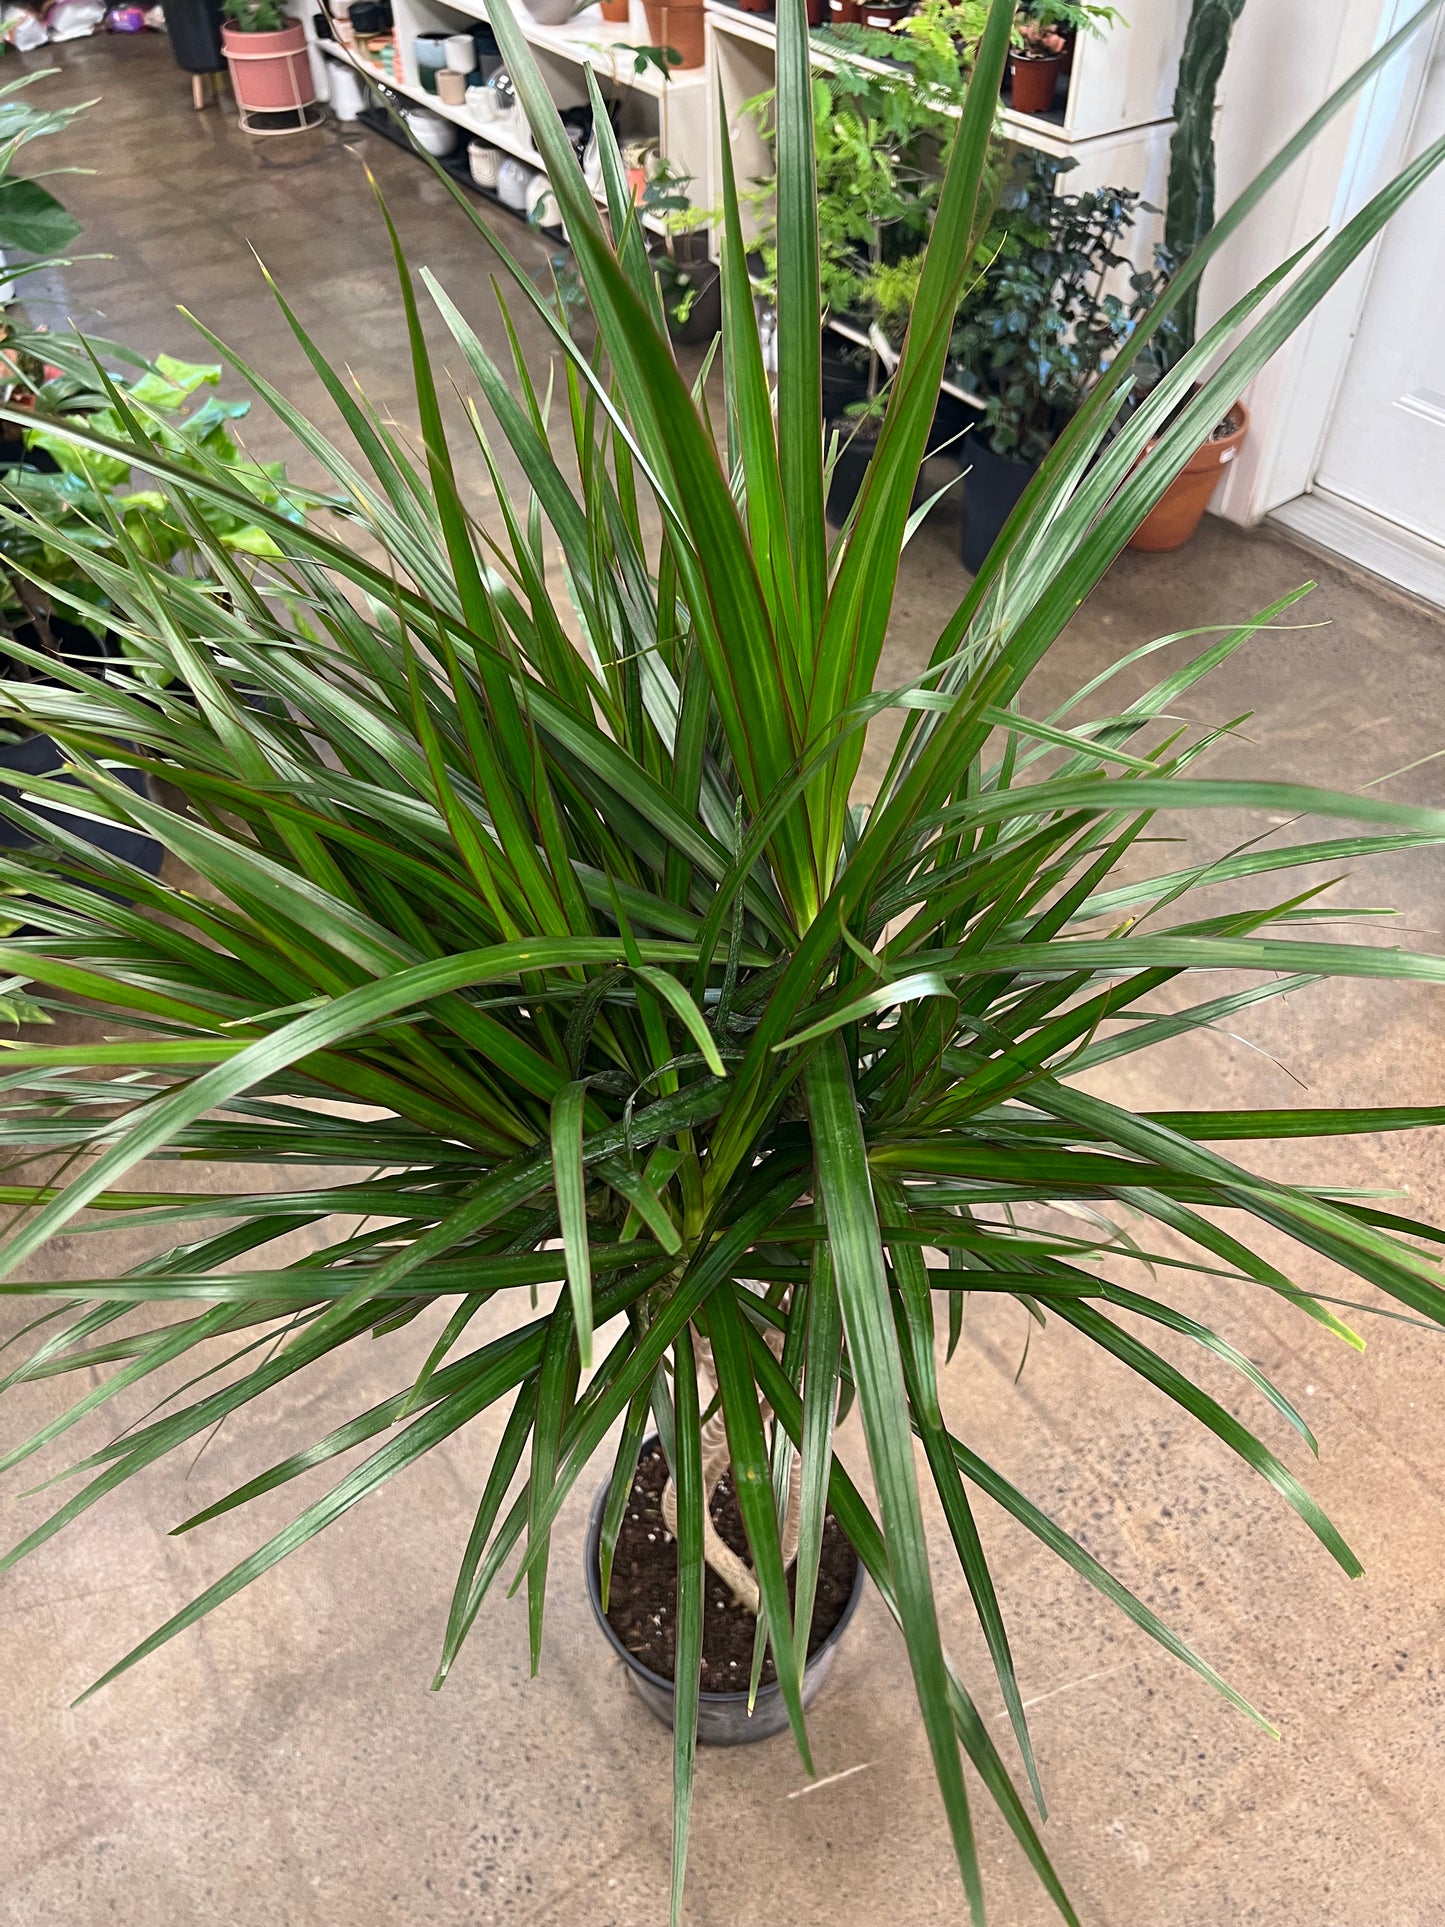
1163;0;1248;365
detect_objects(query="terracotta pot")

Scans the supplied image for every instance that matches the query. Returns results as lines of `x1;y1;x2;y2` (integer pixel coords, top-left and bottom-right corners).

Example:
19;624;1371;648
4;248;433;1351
1128;404;1250;552
221;22;315;114
599;0;629;20
1007;49;1062;116
734;0;770;12
641;0;705;68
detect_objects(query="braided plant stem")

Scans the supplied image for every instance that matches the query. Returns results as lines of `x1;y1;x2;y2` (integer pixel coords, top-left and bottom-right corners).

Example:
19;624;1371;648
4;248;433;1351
659;1323;804;1619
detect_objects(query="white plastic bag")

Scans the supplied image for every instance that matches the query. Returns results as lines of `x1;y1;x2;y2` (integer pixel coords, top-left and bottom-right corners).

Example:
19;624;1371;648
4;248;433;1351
0;7;50;51
46;0;106;40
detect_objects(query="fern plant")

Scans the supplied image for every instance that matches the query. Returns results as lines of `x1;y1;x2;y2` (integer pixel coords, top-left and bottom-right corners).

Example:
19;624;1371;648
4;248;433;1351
1;3;1444;1923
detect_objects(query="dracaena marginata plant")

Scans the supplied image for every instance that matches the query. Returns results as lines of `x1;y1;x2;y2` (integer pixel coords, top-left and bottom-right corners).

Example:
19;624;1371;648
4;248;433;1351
2;1;1445;1919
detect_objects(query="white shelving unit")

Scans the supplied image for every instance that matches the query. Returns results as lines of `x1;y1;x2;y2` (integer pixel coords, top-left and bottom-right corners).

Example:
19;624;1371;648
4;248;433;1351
708;3;1180;259
311;0;710;236
313;2;1185;289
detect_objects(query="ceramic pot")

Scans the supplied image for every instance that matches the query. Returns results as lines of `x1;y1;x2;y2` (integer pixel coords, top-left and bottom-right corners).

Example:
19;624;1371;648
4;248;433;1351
400;104;459;155
1007;48;1063;116
496;157;533;210
522;0;577;22
436;67;475;104
468;140;502;188
221;22;315;114
583;1446;865;1746
859;0;910;23
412;31;449;70
640;0;704;69
329;57;366;118
827;0;860;21
525;170;564;234
599;0;629;19
1127;405;1250;552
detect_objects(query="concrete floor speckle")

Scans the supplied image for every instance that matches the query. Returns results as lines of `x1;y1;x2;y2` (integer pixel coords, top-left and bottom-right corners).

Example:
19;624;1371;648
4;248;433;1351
2;33;1443;1927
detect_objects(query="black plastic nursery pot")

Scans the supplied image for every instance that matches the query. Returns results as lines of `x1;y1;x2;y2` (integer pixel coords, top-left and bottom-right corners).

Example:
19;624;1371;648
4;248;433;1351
0;599;163;880
584;1440;866;1746
828;388;974;529
0;436;162;880
960;433;1041;574
0;725;162;879
665;260;722;347
825;417;880;527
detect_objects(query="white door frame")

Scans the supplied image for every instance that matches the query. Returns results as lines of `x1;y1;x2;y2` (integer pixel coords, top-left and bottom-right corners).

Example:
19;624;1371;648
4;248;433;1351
1214;0;1443;527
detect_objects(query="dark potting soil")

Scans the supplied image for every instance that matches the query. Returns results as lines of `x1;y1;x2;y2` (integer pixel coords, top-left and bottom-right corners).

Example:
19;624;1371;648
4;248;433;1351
604;1441;858;1694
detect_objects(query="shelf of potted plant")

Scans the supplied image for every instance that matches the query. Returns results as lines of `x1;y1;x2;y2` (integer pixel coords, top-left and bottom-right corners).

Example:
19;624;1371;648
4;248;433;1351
386;0;711;100
705;0;1190;156
312;0;711;242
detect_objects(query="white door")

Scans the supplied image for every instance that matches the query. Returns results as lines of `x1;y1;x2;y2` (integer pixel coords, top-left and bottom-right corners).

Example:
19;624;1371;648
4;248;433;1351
1312;24;1445;550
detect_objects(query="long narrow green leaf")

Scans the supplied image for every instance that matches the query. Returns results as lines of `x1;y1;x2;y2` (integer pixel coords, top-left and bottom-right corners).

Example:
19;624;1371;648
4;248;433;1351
805;1036;981;1918
774;0;825;638
706;1283;812;1768
791;1243;841;1679
669;1322;704;1927
551;1079;594;1368
73;1345;530;1702
434;1381;538;1689
599;1378;653;1611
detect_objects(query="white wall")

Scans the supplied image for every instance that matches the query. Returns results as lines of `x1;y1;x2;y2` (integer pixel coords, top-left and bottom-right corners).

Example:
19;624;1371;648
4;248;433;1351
1199;0;1438;524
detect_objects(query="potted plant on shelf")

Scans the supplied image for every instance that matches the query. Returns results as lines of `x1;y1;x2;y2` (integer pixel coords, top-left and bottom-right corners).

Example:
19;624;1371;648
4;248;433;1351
1006;0;1116;116
1128;0;1250;551
746;3;992;513
640;0;704;69
220;0;317;124
3;3;1445;1923
949;150;1166;569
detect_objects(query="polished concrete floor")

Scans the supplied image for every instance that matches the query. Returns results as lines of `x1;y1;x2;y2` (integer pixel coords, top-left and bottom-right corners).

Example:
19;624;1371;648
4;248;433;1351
3;33;1444;1927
